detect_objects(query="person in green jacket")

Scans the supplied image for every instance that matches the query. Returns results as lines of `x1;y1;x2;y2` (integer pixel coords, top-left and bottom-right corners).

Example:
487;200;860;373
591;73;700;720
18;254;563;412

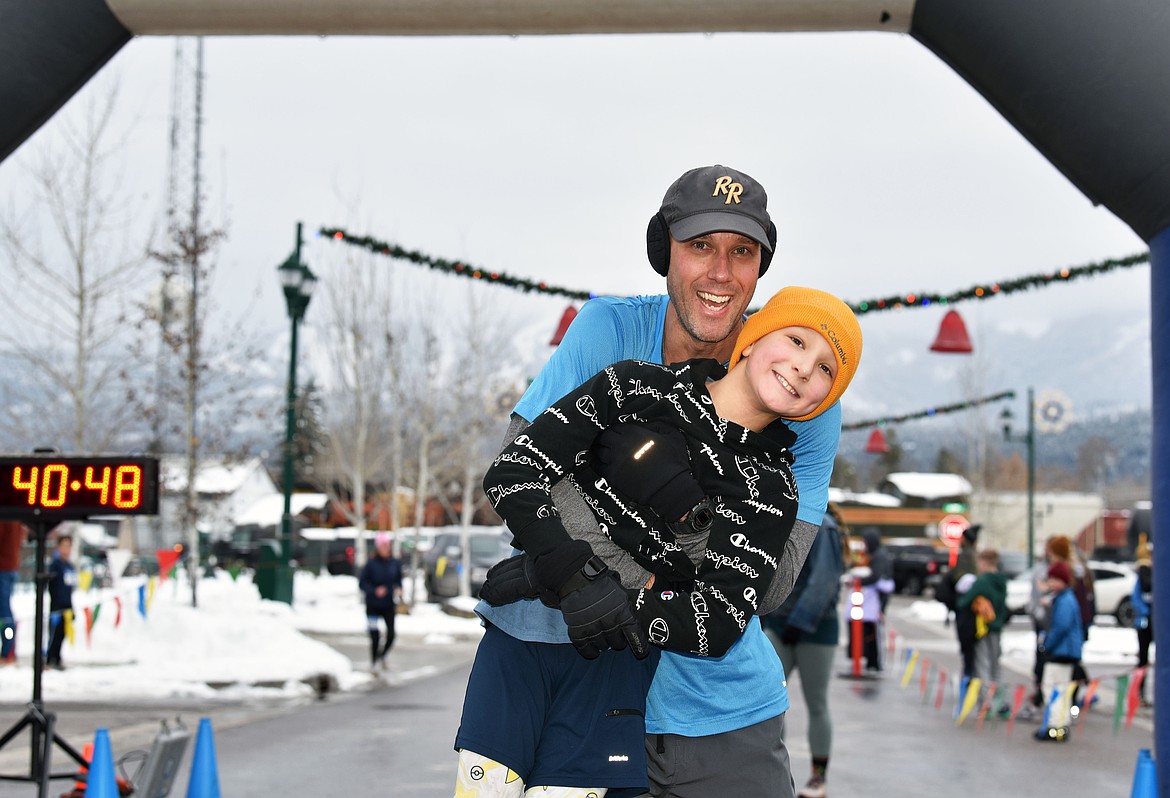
957;548;1009;714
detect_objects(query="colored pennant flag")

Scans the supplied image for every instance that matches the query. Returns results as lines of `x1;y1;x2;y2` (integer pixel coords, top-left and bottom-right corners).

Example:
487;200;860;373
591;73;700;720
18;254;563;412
137;584;147;618
901;650;919;688
78;571;94;593
957;677;982;725
1077;678;1100;732
156;548;181;582
147;576;158;609
63;609;74;647
977;682;999;731
935;667;948;710
92;603;101;626
83;606;94;648
920;658;931;701
1006;684;1027;735
114;596;123;627
1114;674;1129;734
1127;668;1147;728
46;611;61;657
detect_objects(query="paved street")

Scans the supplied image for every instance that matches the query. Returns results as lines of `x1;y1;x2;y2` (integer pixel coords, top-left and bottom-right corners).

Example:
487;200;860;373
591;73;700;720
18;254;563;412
0;596;1155;797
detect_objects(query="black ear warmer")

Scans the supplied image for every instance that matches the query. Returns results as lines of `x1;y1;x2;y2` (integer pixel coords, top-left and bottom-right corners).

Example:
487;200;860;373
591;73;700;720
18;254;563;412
646;212;776;277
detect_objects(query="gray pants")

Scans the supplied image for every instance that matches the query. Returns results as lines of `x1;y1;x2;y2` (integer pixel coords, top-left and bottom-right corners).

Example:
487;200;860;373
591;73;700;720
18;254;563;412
776;641;836;758
635;714;794;798
974;632;1002;685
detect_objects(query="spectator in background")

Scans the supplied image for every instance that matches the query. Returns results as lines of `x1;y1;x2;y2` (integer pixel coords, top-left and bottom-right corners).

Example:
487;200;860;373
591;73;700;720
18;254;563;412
957;548;1009;714
851;527;893;672
1132;536;1154;707
1029;535;1094;709
45;533;76;671
1033;560;1083;743
763;504;848;798
950;524;981;679
358;531;404;671
0;521;27;665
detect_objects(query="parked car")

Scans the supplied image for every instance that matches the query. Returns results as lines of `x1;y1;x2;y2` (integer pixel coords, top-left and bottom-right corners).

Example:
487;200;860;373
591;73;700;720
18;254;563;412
997;550;1030;580
1090;545;1134;564
884;538;951;596
1090;560;1140;627
422;528;514;600
1004;560;1138;626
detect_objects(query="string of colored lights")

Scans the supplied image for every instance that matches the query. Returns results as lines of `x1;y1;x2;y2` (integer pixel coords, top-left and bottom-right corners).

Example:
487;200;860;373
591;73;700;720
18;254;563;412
842;390;1017;431
318;228;595;301
319;226;1148;314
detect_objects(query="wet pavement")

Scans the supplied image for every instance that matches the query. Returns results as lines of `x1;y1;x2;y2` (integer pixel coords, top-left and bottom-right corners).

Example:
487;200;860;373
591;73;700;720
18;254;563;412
0;596;1155;797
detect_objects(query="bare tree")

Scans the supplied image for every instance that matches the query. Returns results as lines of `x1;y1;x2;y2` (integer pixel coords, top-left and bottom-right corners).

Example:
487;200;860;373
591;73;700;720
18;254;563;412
429;288;525;596
399;325;446;606
0;84;155;454
315;244;399;571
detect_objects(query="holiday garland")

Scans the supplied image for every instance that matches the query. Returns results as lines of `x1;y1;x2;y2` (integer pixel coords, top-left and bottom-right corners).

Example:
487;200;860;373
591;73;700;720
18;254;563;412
320;226;1149;314
842;390;1016;431
318;228;596;301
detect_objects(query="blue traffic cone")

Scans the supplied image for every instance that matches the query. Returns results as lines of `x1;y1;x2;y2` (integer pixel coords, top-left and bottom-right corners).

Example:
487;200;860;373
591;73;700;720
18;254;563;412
186;718;222;798
84;729;119;798
1129;748;1156;798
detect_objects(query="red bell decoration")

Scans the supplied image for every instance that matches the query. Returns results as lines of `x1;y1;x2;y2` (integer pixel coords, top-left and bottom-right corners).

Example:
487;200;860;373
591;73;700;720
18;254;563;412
865;428;890;454
549;306;578;346
929;309;974;353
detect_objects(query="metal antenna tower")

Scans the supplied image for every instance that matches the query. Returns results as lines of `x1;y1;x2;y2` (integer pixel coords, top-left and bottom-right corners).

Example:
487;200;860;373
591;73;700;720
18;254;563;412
159;37;205;606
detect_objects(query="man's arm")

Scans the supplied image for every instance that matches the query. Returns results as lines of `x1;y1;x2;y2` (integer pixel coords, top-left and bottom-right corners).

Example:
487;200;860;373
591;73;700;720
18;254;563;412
757;404;842;610
774;526;840;632
758;519;820;616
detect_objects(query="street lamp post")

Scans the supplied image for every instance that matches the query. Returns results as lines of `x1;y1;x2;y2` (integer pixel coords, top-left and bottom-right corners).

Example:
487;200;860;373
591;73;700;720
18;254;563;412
1001;387;1036;568
270;221;316;604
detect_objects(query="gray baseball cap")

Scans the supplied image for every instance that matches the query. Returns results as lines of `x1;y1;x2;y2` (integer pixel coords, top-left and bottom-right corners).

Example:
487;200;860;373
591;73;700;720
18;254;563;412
659;165;773;251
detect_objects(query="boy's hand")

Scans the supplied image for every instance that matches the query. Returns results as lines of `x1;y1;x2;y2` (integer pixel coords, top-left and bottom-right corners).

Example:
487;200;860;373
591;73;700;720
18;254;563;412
590;421;705;522
560;568;650;660
479;554;543;606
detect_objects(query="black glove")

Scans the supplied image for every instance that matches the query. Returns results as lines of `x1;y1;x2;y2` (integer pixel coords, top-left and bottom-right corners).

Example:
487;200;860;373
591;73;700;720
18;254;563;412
560;567;650;661
779;624;801;647
591;421;705;522
480;541;594;608
530;540;595;604
479;554;543;606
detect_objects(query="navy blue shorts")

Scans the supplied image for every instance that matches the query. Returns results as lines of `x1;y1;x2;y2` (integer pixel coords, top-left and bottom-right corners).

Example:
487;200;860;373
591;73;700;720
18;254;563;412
455;623;659;789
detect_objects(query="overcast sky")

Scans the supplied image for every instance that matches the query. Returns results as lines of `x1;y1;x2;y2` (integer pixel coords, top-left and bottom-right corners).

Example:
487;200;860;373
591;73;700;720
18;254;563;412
0;30;1151;420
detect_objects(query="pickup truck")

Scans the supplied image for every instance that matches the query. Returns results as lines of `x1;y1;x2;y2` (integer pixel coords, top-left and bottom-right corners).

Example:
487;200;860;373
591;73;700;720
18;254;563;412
884;538;951;596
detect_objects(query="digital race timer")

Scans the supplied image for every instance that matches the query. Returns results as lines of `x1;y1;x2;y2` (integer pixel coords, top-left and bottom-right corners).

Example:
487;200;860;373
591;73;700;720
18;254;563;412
0;455;160;521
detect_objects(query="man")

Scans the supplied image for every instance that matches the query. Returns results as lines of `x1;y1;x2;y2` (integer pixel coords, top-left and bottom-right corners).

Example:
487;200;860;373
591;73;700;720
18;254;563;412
455;165;841;798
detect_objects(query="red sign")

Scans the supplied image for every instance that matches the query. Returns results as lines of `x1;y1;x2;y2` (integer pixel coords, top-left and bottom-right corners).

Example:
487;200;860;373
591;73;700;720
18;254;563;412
937;514;969;547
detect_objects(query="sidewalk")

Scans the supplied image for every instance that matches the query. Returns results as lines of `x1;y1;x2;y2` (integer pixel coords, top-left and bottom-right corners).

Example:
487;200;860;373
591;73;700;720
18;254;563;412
784;600;1155;797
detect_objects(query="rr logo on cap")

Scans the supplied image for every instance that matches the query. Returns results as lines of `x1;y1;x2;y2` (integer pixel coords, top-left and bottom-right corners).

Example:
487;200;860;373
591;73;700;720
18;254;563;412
712;176;743;205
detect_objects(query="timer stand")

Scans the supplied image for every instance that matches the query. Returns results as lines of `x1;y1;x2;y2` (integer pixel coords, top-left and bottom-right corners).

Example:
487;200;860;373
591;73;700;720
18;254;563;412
0;452;159;796
0;519;88;796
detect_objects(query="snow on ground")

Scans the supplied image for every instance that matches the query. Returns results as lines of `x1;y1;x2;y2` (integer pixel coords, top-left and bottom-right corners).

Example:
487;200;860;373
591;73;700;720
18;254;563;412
2;571;1151;705
0;570;484;702
903;598;1155;676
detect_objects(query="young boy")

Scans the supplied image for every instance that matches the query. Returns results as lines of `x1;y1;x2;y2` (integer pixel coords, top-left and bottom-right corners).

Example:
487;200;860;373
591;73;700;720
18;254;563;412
45;533;76;671
957;548;1009;712
458;286;861;794
1034;560;1083;742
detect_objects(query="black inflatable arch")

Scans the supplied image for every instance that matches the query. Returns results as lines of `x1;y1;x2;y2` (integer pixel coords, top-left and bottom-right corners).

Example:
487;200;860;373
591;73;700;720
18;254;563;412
1;1;1167;787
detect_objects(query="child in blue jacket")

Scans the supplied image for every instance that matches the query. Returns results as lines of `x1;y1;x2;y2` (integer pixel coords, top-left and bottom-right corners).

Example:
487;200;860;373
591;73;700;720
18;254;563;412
1034;560;1083;742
